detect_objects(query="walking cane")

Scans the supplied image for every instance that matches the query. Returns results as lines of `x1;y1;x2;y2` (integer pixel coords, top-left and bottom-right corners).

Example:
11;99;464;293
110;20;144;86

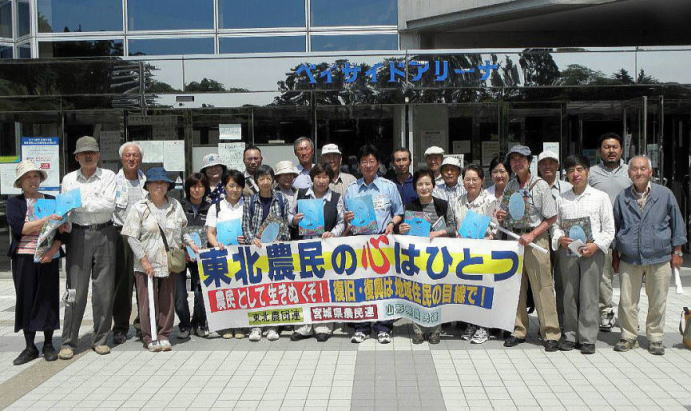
147;276;158;342
674;267;684;294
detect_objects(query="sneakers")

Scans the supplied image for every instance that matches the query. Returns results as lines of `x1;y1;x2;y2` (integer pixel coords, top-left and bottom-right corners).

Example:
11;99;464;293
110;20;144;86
13;346;39;366
266;328;280;341
92;345;111;355
648;342;665;355
159;340;172;351
42;344;58;362
147;341;161;352
178;329;190;339
221;330;233;339
58;347;74;360
194;327;209;338
599;309;615;331
614;338;639;352
351;331;368;344
377;332;392;344
249;328;262;342
470;327;489;344
290;332;312;342
461;325;477;341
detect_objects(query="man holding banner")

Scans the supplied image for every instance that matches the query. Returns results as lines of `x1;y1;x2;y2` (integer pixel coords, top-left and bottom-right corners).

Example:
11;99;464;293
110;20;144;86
497;145;561;351
344;144;404;344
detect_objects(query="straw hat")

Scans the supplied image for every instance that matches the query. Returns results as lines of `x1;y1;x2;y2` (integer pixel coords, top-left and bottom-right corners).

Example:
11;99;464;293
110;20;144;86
14;160;47;188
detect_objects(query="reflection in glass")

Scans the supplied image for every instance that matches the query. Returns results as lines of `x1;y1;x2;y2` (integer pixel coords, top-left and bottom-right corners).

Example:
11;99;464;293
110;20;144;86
219;0;304;28
129;38;214;56
127;0;213;30
0;1;11;38
18;44;31;58
0;45;10;58
311;34;398;51
220;36;305;54
18;0;30;36
311;0;396;26
39;40;123;58
38;0;123;33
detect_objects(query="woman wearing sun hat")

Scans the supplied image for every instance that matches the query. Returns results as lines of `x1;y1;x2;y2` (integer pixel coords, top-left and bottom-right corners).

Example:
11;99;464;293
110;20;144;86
121;167;190;352
6;160;65;365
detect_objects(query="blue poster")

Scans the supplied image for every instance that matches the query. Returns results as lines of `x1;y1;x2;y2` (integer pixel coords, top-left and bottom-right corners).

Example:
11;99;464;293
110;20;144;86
55;188;81;216
404;210;431;237
346;194;377;235
458;210;491;239
186;231;202;261
298;199;325;237
34;198;56;220
216;219;242;246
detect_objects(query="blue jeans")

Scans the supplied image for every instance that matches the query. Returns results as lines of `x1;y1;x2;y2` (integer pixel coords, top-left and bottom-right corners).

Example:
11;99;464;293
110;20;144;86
353;320;393;334
174;262;207;331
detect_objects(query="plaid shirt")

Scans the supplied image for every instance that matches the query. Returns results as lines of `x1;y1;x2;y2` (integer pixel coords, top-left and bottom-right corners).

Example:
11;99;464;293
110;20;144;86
241;193;290;243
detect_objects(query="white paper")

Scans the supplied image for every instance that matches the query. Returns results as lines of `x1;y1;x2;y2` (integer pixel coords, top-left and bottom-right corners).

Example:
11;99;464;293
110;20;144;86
0;162;21;195
99;130;122;161
219;124;242;140
481;141;500;166
218;142;245;171
421;130;446;150
136;140;164;163
163;140;185;171
453;140;471;154
21;137;60;193
567;239;585;257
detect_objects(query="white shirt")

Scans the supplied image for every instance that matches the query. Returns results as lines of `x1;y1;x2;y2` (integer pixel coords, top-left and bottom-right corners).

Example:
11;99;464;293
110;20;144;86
61;167;116;226
551;185;615;253
206;197;244;228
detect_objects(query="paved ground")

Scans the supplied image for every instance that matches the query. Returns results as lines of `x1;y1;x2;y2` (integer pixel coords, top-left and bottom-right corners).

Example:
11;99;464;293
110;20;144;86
0;270;690;410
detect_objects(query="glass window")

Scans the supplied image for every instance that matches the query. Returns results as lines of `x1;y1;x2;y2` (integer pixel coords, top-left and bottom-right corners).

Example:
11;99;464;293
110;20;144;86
17;0;30;36
127;0;213;30
18;44;31;58
38;0;123;33
0;1;11;38
311;34;397;52
220;36;305;54
0;45;11;58
311;0;396;26
38;40;124;58
219;0;304;29
128;38;214;56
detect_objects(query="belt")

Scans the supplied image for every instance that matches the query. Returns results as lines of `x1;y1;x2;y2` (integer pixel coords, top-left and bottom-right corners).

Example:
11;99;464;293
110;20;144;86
73;221;113;230
512;227;535;234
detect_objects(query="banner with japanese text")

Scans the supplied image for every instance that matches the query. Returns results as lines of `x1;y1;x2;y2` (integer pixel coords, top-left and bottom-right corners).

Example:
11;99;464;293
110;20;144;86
197;235;523;332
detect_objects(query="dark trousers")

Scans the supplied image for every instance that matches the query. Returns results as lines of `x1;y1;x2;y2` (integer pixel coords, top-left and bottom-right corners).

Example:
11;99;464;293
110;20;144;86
135;272;176;345
112;231;139;334
174;262;207;331
62;224;117;348
354;320;394;334
12;254;60;333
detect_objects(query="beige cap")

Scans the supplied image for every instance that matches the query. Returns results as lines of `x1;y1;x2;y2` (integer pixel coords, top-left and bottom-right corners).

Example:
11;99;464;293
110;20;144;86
321;144;341;156
440;156;462;171
424;146;445;157
74;136;99;154
14;160;47;188
538;150;559;163
274;160;299;176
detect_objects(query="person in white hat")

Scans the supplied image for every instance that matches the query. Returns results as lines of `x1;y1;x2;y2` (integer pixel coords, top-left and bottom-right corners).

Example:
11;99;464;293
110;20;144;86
59;136;118;359
7;161;64;365
433;156;466;204
424;146;445;185
200;153;227;204
274;160;299;239
320;143;356;197
538;150;571;200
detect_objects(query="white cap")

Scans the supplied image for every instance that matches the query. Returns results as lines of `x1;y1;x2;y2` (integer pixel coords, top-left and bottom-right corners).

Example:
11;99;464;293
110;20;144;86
200;153;225;171
537;150;559;163
424;146;445;157
321;144;341;156
274;160;299;176
440;156;462;171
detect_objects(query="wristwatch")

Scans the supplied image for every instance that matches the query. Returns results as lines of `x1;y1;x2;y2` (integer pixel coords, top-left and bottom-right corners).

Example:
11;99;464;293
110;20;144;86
673;250;684;257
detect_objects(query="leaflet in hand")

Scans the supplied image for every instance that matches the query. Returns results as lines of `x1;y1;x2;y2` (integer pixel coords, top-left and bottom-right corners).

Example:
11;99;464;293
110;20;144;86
458;210;491;239
567;239;586;257
404;210;431;237
346;194;377;235
185;231;202;261
298;199;325;236
216;219;242;246
55;188;82;216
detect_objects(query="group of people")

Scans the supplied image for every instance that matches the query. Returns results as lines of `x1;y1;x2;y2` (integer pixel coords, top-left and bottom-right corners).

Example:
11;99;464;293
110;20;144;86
7;131;686;365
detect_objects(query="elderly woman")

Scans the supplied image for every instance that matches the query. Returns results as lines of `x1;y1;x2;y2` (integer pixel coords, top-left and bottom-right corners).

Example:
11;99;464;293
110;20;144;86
451;164;497;345
288;163;345;342
121;167;189;352
242;164;290;342
486;155;511;205
7;161;64;365
398;168;455;344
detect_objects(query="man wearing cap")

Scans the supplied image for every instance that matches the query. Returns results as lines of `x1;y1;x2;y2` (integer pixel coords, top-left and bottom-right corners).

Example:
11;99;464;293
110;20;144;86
293;136;315;190
389;147;417;205
111;142;147;345
433;156;466;204
588;132;631;332
321;143;356;197
243;145;262;196
424;146;445;185
59;136;118;359
200;153;227;204
496;144;561;351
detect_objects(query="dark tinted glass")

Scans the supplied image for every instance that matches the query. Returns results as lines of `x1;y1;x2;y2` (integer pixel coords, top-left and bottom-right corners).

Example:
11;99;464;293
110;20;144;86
18;44;31;58
220;36;305;54
38;0;123;33
129;38;214;56
38;40;124;58
0;1;11;37
219;0;304;28
311;0;396;26
311;34;397;51
18;0;30;36
127;0;213;30
0;45;11;58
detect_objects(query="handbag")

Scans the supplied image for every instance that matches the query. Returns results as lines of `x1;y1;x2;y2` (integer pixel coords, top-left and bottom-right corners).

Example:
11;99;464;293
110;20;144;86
148;202;186;274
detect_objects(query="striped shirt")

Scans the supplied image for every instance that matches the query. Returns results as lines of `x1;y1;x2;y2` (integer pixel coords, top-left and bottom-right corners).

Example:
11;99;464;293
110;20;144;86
17;198;40;255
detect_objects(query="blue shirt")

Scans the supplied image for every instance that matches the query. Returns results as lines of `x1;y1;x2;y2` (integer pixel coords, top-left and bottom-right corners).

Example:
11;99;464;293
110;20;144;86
345;176;404;234
390;174;417;205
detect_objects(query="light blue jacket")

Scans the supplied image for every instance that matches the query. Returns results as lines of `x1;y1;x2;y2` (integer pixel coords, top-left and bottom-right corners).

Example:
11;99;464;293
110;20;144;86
613;183;687;265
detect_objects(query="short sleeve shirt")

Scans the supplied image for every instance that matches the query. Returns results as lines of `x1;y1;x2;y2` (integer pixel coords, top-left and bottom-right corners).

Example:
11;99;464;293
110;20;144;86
345;176;404;234
502;174;557;229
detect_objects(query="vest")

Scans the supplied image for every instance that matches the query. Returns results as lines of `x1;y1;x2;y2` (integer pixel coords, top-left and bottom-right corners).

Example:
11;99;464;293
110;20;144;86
297;188;340;238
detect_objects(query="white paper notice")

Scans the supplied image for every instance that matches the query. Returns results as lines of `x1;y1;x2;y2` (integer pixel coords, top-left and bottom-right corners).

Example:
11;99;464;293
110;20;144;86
219;124;242;140
452;140;471;154
99;130;122;161
21;137;60;193
137;141;164;163
0;162;21;195
481;141;500;166
218;142;245;171
163;140;185;171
